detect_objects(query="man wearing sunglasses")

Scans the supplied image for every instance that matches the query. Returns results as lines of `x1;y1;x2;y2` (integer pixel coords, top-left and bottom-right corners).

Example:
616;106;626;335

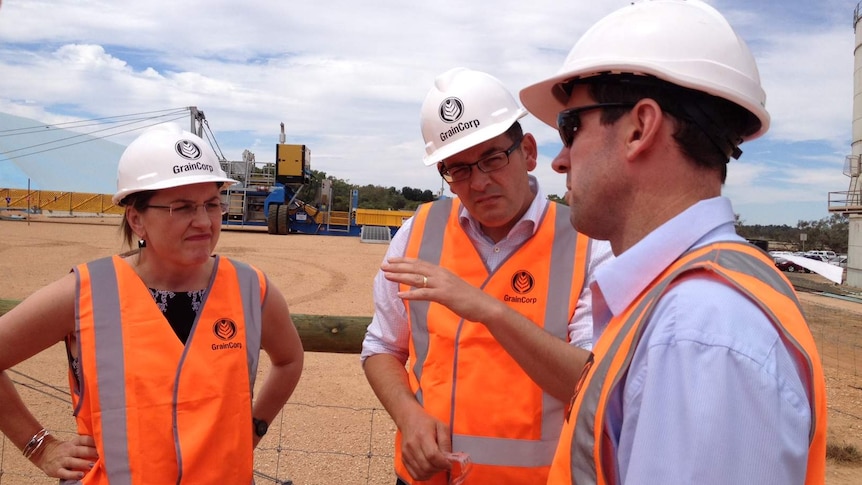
362;67;612;484
519;1;826;484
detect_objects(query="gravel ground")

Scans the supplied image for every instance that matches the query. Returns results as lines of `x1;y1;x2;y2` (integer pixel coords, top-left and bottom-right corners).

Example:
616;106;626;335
0;217;859;484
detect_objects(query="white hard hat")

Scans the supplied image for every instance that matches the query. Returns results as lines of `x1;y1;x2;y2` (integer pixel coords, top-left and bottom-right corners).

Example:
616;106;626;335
519;0;769;141
112;123;237;205
421;67;527;166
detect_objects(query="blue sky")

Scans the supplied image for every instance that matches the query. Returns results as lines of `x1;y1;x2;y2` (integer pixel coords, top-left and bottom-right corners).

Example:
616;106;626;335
0;0;858;226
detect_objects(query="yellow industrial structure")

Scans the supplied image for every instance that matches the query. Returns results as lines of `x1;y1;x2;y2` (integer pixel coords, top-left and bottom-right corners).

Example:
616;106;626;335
1;188;123;216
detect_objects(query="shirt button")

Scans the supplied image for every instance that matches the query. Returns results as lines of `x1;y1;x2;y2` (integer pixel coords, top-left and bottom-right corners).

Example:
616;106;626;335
494;247;500;253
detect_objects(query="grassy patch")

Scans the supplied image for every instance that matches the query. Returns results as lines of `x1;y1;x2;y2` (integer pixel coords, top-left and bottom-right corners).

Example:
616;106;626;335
0;299;18;316
827;442;862;464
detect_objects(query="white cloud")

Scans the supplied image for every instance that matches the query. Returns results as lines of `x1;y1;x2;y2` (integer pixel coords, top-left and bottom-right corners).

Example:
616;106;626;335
0;0;859;225
757;28;854;144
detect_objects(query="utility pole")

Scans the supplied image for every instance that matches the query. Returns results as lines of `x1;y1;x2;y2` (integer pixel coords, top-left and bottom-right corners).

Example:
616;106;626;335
189;106;206;137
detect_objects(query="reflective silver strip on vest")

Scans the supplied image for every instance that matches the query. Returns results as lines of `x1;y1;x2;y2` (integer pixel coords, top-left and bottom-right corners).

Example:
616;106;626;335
570;243;811;484
409;199;450;406
546;204;579;341
410;200;577;467
452;434;560;468
539;203;579;440
85;257;132;485
230;259;263;391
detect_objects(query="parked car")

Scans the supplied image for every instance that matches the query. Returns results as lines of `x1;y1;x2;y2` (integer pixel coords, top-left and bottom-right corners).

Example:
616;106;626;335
775;257;810;273
805;250;836;261
828;255;848;268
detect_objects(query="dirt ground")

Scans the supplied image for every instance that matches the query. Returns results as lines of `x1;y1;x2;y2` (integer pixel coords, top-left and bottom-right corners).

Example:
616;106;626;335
0;215;860;484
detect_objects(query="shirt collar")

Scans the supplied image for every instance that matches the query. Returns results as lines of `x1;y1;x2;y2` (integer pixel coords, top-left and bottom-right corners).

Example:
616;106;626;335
457;175;546;237
594;196;742;318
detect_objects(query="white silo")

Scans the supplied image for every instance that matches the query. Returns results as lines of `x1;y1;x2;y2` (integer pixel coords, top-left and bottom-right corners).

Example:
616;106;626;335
828;2;862;286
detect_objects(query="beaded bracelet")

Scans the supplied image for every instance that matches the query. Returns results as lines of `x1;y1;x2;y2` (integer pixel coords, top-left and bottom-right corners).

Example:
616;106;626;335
22;428;50;459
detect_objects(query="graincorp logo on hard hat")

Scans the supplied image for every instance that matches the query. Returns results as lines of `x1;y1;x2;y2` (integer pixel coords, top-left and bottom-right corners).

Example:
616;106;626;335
112;124;239;206
172;139;216;174
439;97;464;122
421;68;525;166
438;97;481;142
175;139;203;160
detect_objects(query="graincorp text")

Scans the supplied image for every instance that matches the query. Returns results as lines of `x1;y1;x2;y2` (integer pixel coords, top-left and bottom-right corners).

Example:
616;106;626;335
440;119;481;141
212;341;243;351
173;161;215;174
504;295;538;304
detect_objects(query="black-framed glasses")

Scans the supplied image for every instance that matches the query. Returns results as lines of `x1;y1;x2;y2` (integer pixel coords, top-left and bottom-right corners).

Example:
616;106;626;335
438;136;523;183
145;201;229;218
557;103;635;148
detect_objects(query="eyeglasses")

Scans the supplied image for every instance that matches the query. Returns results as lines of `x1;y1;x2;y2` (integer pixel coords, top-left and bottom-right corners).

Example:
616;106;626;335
145;201;229;218
438;137;523;183
557;103;635;148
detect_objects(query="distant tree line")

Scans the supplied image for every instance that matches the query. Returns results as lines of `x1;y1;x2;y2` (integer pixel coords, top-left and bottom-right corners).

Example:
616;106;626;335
735;213;850;254
296;173;850;254
549;195;850;254
296;170;437;212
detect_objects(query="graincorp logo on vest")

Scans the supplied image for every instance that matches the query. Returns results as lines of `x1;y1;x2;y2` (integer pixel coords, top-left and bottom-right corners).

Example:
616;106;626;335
173;161;216;174
511;271;535;294
504;270;538;304
211;318;241;351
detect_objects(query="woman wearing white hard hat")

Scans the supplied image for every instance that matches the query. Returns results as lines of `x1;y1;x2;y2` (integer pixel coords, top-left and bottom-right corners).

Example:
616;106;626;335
519;1;826;484
0;123;304;484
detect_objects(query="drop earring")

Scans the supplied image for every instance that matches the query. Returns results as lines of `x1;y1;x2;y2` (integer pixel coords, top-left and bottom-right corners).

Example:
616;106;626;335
138;239;147;249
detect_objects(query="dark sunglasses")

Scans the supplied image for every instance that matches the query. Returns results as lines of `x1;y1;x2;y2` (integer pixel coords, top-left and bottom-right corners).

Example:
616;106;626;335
557;102;636;148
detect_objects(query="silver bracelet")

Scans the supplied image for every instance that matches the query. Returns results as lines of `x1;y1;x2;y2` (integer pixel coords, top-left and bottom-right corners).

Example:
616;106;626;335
22;428;50;459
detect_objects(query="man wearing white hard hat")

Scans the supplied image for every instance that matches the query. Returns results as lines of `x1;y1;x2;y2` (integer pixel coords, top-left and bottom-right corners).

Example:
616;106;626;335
0;123;304;483
362;68;612;484
518;1;826;484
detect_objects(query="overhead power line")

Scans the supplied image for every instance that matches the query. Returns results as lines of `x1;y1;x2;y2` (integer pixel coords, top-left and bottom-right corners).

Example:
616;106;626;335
0;107;224;161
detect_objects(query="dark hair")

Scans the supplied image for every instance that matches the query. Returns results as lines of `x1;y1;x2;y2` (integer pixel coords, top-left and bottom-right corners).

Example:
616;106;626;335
119;190;157;250
504;120;524;144
573;74;759;183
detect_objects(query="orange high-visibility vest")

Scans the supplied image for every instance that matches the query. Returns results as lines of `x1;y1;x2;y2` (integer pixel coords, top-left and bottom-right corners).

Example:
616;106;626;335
66;255;266;485
547;242;827;485
395;198;590;484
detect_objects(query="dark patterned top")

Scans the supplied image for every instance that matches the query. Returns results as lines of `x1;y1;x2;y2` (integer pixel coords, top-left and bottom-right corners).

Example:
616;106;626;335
148;289;206;344
66;288;207;391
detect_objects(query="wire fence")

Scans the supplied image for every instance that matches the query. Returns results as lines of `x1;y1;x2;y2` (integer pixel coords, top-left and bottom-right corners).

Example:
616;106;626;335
251;400;397;484
0;358;397;485
0;404;395;485
1;300;860;485
806;299;862;446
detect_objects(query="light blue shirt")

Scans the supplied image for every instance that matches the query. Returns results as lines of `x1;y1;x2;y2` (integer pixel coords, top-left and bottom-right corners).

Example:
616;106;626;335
591;196;813;485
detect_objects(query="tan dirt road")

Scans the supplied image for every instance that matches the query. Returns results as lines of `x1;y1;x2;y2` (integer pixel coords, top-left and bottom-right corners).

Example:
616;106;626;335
0;216;859;484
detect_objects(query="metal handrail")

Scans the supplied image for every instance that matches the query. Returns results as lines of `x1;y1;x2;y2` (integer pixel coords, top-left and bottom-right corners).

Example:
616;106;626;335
828;190;862;213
